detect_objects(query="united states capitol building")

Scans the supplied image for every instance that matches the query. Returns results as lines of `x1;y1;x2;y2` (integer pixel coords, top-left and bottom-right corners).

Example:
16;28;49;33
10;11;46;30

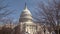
0;3;60;34
14;3;44;34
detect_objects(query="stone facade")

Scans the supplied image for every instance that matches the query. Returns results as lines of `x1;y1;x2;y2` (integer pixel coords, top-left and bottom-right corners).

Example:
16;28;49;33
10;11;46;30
17;3;43;34
0;3;60;34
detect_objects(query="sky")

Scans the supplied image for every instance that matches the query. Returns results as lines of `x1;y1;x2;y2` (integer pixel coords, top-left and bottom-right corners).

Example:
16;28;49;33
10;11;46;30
0;0;48;24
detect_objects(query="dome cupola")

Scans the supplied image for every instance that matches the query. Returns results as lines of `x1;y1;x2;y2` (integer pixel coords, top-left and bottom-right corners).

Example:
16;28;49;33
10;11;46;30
19;3;32;22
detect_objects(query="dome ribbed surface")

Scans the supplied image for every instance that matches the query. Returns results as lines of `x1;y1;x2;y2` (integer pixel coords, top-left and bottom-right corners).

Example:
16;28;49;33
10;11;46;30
19;4;32;22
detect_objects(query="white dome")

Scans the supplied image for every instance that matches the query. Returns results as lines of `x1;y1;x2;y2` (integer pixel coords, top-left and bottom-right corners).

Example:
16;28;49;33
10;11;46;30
19;4;32;22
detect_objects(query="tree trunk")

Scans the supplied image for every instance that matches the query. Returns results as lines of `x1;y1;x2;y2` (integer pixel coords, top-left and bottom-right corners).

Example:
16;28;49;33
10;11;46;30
58;29;59;34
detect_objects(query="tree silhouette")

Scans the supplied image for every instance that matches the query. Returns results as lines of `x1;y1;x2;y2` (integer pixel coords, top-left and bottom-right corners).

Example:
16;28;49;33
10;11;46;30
33;0;60;34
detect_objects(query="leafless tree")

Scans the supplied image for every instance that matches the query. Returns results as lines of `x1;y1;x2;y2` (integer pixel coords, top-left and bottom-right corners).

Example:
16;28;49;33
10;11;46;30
0;0;16;26
0;18;14;34
0;0;15;21
33;0;60;34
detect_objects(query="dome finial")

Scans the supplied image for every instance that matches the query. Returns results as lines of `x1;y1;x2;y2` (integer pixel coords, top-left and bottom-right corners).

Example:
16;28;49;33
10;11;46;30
25;2;26;7
24;0;28;9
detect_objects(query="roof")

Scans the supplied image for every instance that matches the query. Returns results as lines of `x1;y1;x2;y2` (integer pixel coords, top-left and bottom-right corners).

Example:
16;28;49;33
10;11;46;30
19;3;33;24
